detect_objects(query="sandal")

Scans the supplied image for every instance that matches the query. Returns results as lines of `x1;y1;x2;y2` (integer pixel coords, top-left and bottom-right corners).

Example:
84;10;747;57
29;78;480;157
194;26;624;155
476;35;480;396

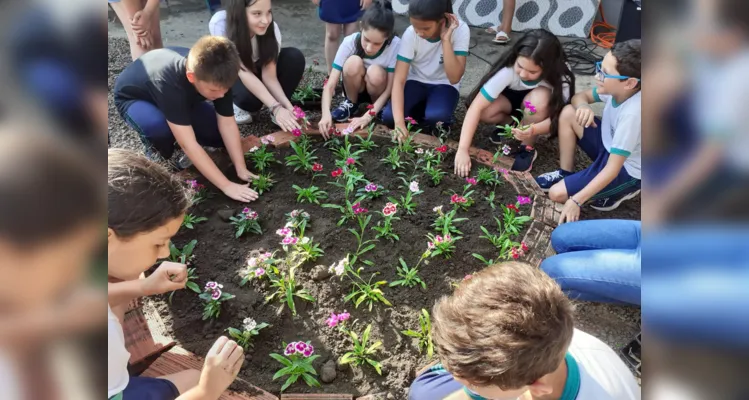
492;30;510;44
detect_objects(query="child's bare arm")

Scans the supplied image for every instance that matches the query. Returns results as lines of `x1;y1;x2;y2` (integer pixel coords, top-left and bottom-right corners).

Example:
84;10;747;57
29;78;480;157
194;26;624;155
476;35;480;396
108;261;188;307
558;155;625;224
570;88;596;108
391;61;409;137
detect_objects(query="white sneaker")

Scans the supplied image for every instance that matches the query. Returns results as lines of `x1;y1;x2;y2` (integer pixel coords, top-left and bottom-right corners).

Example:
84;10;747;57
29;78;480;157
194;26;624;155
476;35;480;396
233;104;253;125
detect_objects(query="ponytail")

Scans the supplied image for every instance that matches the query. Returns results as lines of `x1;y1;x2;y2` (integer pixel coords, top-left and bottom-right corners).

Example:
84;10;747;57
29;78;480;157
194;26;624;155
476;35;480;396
354;0;396;58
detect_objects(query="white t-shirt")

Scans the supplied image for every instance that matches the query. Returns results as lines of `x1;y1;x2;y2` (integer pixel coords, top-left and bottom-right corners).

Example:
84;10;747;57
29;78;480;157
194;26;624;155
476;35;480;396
593;87;642;179
396;22;471;89
108;304;131;398
332;33;401;73
208;11;282;63
480;66;571;103
569;329;641;400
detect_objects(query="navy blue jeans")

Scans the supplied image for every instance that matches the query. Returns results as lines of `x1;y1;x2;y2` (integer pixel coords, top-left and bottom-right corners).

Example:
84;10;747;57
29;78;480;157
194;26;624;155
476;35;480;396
382;80;459;131
540;219;641;306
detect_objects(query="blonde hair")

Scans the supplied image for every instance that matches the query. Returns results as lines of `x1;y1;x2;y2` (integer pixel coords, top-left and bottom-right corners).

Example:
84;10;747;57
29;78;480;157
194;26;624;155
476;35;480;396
432;262;574;389
187;35;240;88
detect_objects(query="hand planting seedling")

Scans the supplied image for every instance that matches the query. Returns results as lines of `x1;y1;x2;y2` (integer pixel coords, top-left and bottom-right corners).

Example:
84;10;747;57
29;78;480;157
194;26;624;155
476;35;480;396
181;213;207;229
388;180;422;215
393;116;420;154
250;172;274;195
371;202;400;241
246;137;279;172
426;232;461;259
432;205;468;236
339;324;383;375
356;122;379;151
389;253;429;289
227;317;270;351
401;308;434;359
270;341;321;391
292;184;328;204
476;166;504;187
495;100;537;140
186;179;210;205
229;208;262;238
199;281;235;320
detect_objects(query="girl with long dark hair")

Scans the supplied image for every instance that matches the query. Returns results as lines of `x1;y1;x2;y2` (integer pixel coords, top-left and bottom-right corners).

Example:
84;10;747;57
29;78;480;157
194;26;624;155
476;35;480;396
209;0;305;131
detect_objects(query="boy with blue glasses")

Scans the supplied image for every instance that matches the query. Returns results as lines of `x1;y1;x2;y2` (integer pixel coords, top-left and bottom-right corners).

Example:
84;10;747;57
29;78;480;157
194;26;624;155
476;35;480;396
536;40;641;223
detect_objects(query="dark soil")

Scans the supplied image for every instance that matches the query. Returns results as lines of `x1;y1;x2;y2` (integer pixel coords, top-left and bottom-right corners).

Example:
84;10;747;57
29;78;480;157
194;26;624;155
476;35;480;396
155;135;532;397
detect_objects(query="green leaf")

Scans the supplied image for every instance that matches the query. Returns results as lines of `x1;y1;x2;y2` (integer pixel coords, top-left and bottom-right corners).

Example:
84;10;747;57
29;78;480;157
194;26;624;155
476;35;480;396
273;365;295;381
339;353;354;364
367;341;382;353
362;325;372;344
185;281;200;293
301;373;321;387
280;374;299;392
269;353;293;368
366;359;383;375
401;330;421;338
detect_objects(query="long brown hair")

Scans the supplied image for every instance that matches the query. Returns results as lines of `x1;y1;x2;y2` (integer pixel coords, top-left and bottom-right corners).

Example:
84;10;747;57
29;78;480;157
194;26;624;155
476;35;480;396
225;0;279;74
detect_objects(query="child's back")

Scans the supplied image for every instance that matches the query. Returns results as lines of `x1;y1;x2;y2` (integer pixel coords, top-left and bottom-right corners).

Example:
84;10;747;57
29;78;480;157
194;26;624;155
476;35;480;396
568;329;641;399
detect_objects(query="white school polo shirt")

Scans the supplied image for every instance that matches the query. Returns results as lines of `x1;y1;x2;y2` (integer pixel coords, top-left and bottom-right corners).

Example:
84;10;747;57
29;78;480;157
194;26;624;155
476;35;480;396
593;87;642;179
332;33;401;73
396;21;471;89
107;304;130;398
480;66;572;102
209;11;282;63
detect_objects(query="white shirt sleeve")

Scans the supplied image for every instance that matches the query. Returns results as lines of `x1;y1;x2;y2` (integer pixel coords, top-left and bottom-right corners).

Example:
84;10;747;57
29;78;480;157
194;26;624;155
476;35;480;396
452;21;470;56
386;36;401;72
107;305;131;398
397;27;416;63
480;67;514;102
273;22;282;51
208;10;227;37
611;113;641;158
332;33;357;71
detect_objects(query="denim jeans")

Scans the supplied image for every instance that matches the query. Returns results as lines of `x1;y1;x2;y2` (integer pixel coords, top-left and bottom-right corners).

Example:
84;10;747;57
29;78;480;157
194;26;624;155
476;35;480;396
540;219;641;306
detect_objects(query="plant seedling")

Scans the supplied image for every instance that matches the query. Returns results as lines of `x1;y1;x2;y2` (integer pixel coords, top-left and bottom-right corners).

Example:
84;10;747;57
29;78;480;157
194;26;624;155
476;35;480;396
229;208;262;238
246;143;279;172
292;184;328;204
389;256;427;289
250;173;275;195
371;202;400;242
357;122;379;151
199;282;235;320
340;324;383;375
227;318;270;351
181;213;207;229
270;341;321;391
401;309;434;359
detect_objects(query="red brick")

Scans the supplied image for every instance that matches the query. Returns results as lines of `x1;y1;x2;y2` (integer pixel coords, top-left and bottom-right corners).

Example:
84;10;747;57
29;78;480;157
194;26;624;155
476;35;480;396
240;136;262;153
521;220;556;268
282;394;352;400
123;308;175;365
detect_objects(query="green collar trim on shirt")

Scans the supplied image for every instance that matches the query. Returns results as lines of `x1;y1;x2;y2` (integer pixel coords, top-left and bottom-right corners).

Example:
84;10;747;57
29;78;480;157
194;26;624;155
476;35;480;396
612;97;622;108
108;392;123;400
426;36;441;43
358;34;387;59
521;78;543;86
560;353;581;400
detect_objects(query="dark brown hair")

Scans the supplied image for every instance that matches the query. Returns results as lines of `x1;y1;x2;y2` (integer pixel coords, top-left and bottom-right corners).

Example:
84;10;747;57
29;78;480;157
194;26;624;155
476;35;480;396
432;262;575;390
187;35;241;88
108;149;191;239
225;0;279;74
0;127;101;246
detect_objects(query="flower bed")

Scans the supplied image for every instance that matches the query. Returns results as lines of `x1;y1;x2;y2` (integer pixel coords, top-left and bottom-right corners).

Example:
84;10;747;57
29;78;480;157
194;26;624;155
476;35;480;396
156;125;534;397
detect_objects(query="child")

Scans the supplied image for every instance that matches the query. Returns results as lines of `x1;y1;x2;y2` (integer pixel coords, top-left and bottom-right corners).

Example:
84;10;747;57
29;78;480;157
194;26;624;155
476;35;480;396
109;0;163;60
113;35;259;203
536;40;641;221
318;0;400;136
409;262;641;400
209;0;306;129
108;149;244;400
382;0;470;138
314;0;371;74
455;29;574;175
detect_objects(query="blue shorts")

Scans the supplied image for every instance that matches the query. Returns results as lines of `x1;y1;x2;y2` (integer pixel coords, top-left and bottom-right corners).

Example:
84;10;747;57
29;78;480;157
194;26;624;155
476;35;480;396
318;0;363;24
564;117;641;200
117;376;180;400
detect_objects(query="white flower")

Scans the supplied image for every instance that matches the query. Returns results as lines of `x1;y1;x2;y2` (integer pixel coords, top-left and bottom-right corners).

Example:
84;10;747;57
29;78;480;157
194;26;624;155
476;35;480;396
329;257;348;276
248;257;258;268
243;317;257;332
409;181;419;193
433;205;443;213
249;146;259;153
415;148;424;154
300;237;311;244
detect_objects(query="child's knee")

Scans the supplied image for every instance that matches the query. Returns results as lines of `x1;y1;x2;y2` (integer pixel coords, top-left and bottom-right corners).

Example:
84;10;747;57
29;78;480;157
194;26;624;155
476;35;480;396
423;107;453;126
325;24;341;41
548;183;569;203
342;56;364;77
365;65;387;88
525;87;552;118
560;103;576;123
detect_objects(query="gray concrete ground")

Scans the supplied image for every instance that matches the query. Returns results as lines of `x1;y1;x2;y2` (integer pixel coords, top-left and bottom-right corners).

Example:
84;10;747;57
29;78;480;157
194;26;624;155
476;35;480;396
108;0;638;366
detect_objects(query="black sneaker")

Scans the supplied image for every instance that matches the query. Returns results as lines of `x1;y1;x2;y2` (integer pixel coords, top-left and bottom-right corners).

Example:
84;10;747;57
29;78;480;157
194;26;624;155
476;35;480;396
535;169;573;192
331;98;358;122
489;127;505;144
511;146;538;172
590;187;641;211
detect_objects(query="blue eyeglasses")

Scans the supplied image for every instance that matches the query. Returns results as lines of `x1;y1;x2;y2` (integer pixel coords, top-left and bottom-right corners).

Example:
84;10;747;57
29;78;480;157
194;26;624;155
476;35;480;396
595;61;641;82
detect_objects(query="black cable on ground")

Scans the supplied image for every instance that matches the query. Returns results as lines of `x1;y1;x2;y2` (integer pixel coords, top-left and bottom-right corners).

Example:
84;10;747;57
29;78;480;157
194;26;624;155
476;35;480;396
468;37;495;66
562;39;602;76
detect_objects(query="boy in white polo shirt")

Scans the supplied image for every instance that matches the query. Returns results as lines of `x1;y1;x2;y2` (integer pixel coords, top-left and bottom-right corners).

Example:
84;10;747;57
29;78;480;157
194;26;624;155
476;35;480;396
383;0;470;137
536;40;641;221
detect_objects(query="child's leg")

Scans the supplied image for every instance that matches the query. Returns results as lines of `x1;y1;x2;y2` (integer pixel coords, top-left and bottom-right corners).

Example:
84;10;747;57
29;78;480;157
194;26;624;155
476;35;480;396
343;21;358;36
324;23;343;73
110;0;149;60
121;100;176;159
519;87;552;147
479;94;513;124
275;47;306;99
381;80;430;128
557;103;586;172
423;84;460;129
364;65;388;102
190;102;226;148
341;55;366;103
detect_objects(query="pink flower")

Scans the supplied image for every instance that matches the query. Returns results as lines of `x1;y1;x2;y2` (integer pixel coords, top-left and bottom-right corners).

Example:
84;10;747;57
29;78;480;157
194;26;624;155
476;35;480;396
276;228;293;237
242;207;250;214
517;196;532;205
352;202;368;215
295;342;307;353
367;104;376;116
255;267;266;277
521;242;529;252
290;210;300;218
465;177;477;185
405;116;417;125
292;128;302;137
382;202;397;216
284;343;296;356
427;241;435;249
435;235;443;244
211;288;222;300
312;163;323;172
435;145;448;153
510;247;520;259
507;204;519;213
293;106;306;120
205;281;218;290
365;183;379;192
342;126;354;136
303;348;313;357
463;274;473;281
524;101;537;115
261;136;275;145
263;251;273;258
331;168;343;178
502;145;512;155
282;236;299;245
415;148;424;154
186;179;199;189
346;157;355;166
326;313;339;327
338;312;350;321
445;234;452;242
451;194;467;204
246;211;258;220
495;167;508;175
366;104;374;110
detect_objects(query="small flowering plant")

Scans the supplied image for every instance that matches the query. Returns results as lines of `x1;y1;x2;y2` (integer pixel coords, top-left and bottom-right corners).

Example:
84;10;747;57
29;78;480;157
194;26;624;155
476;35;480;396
502;196;533;237
333;127;365;166
432;206;468;236
401;309;434;359
250;172;275;195
229;208;262;238
449;180;476;211
199;282;235;320
182;213;208;229
426;232;461;259
393;116;420;154
322;168;367;226
246;136;279;172
325;311;351;329
293;106;311;130
381;146;403;170
476;166;504;187
270;341;321;391
227;317;271;351
292;184;328;204
423;160;447;186
239;251;274;286
186;179;210;205
340;324;383;375
356;181;387;200
388;180;422;215
497;100;537;139
285;133;319;173
371;202;400;242
356;122;379;151
285;209;311;233
264;263;315;316
389;253;429;289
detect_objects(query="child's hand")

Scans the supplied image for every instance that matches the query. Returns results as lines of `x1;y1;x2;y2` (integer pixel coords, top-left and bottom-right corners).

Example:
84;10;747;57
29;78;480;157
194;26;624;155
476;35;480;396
236;167;258;182
558;198;581;225
441;13;459;41
454;149;471;177
348;114;373;132
143;262;188;296
394;123;408;143
274;107;302;133
198;336;244;399
319;113;334;139
512;127;532;142
222;182;259;203
575;105;597;128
